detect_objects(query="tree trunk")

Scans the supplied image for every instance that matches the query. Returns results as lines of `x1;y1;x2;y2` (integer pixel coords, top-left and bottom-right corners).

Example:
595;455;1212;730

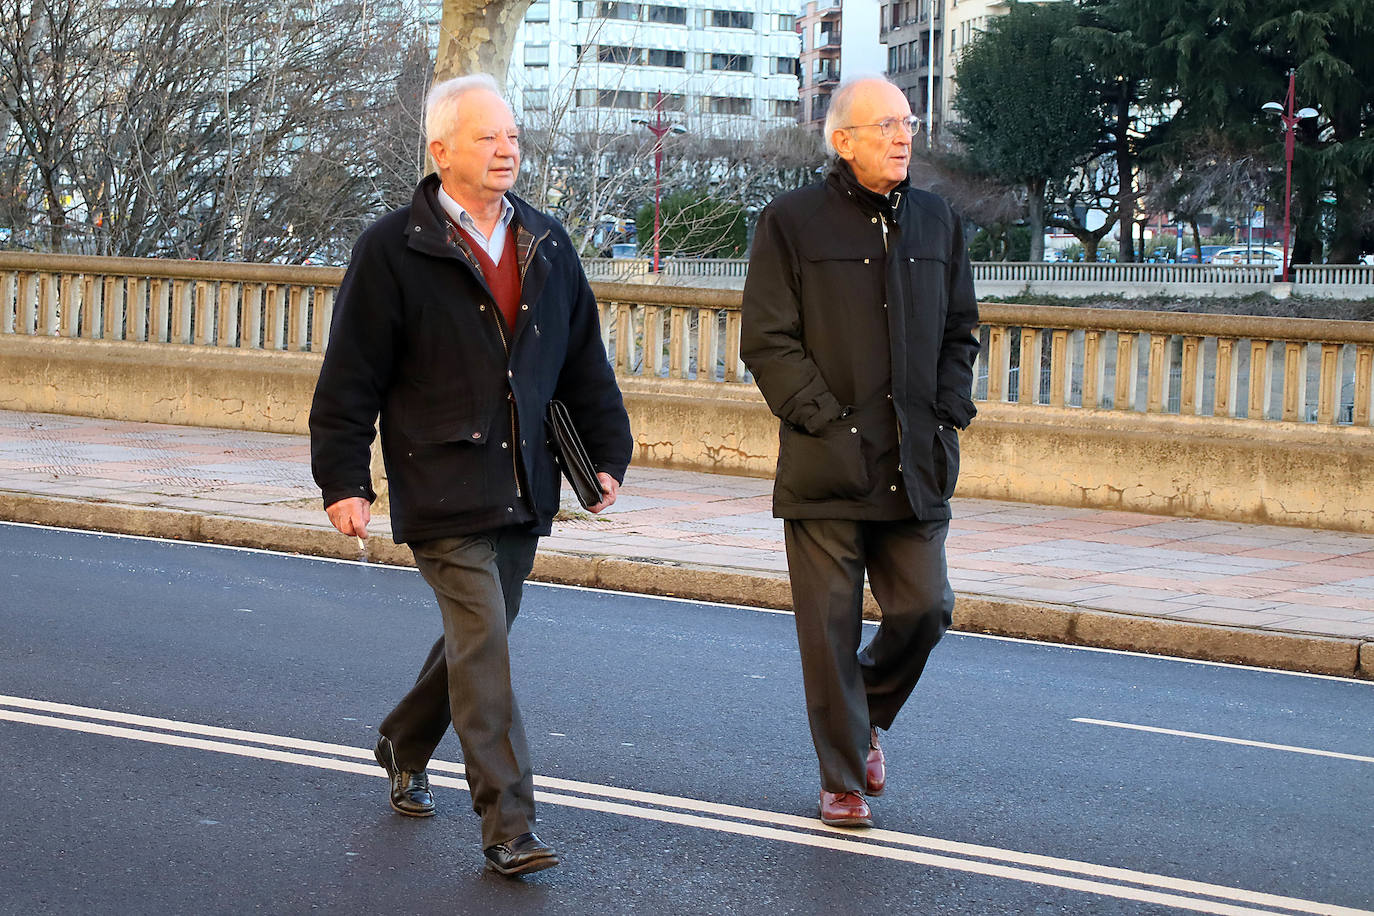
435;0;534;89
1190;221;1202;259
1113;86;1136;262
1026;177;1046;262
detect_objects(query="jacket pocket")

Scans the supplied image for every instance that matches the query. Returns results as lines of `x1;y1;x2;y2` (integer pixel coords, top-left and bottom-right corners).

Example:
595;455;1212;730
404;404;501;446
932;425;960;501
779;420;871;501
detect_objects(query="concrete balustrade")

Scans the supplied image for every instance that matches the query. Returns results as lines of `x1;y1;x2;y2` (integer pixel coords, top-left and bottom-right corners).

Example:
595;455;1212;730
2;253;1371;532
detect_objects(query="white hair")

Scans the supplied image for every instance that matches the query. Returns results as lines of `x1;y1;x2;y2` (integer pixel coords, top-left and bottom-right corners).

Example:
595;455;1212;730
425;73;503;146
823;76;902;156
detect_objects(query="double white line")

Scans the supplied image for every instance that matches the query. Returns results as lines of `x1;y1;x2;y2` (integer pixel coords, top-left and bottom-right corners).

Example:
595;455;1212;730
0;693;1365;916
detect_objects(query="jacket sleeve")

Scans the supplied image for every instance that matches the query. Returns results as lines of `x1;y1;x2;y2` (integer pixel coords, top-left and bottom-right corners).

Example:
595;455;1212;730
552;250;633;483
934;210;981;429
308;230;400;508
740;203;845;433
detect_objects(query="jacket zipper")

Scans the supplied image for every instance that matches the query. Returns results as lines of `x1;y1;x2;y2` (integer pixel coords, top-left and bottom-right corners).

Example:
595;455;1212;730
878;211;902;448
478;261;523;501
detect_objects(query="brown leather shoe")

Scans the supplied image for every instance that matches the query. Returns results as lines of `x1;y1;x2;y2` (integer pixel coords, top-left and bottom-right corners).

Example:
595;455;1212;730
866;727;886;797
819;791;873;828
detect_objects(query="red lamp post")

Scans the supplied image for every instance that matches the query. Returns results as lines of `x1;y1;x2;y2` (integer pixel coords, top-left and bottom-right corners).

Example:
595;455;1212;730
633;90;684;273
1262;70;1319;283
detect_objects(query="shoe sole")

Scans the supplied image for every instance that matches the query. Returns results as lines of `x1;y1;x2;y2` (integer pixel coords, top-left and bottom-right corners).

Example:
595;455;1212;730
375;739;436;818
485;855;560;877
819;814;874;828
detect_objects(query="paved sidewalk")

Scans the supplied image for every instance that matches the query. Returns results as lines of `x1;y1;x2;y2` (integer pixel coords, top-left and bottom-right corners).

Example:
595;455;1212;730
2;409;1371;678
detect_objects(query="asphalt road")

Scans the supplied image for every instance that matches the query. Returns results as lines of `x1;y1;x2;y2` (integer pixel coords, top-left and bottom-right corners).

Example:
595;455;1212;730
1;521;1371;916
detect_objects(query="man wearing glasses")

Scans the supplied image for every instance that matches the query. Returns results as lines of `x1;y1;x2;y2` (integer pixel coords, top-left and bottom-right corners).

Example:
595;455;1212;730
742;77;980;828
310;74;631;875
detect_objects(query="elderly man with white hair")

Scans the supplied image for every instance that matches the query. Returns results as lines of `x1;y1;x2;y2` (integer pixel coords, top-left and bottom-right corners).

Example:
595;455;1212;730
742;76;980;829
309;73;631;876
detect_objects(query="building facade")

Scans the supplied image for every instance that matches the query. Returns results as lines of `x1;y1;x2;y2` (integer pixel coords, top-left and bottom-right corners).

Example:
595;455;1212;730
509;1;802;139
797;0;883;132
880;0;944;140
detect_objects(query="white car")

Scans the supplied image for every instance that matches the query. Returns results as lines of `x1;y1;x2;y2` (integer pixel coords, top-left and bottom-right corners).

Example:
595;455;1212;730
1212;246;1283;265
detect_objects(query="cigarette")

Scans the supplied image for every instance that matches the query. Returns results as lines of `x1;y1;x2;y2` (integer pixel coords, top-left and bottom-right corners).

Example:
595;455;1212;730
355;536;366;552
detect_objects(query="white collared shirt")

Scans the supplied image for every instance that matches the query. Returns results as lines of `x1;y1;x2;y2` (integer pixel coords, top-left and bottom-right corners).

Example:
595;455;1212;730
437;186;515;264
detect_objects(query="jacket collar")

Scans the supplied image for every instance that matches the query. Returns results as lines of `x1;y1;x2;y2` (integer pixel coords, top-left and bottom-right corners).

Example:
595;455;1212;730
406;172;555;277
827;158;910;221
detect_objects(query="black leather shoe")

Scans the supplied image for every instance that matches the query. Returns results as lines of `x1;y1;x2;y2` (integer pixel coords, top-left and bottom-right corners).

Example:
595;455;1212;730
373;735;435;817
483;832;560;877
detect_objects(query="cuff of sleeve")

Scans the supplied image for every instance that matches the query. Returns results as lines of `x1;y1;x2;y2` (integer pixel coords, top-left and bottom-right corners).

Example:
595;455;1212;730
799;394;845;434
321;483;376;510
935;394;977;430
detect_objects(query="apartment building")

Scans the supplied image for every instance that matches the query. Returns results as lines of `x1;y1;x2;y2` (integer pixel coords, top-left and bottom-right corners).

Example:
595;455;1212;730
879;0;944;139
797;0;883;131
509;1;802;138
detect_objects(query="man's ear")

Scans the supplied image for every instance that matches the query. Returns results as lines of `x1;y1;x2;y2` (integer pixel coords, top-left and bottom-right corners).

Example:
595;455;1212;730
831;128;852;161
428;138;448;171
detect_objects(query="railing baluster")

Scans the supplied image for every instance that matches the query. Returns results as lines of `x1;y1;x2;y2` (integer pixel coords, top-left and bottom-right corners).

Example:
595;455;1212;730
1180;336;1202;415
129;278;149;342
615;301;633;373
1248;340;1272;420
101;277;118;338
17;272;35;334
1353;345;1372;427
149;278;168;342
218;282;237;347
1316;343;1340;425
986;325;1008;402
287;286;305;351
1214;338;1239;418
59;274;76;337
1049;329;1068;407
1146;333;1169;413
1082;330;1103;409
1114;331;1138;411
171;279;191;344
669;307;688;379
697;308;718;381
193;281;211;345
242;284;263;349
312;288;333;351
264;284;283;349
37;273;57;335
0;270;14;333
643;305;664;378
1282;341;1306;422
1018;327;1041;405
724;309;743;382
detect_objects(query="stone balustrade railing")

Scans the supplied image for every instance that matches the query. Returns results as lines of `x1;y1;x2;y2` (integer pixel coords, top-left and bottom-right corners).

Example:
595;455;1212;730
4;252;1372;428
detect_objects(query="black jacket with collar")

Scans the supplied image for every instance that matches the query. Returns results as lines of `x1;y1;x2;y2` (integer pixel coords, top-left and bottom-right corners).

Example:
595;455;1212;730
309;173;632;544
741;160;980;521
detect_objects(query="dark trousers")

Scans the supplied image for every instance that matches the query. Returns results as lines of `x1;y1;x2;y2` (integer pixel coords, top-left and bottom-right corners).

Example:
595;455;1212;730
783;517;953;794
379;529;540;848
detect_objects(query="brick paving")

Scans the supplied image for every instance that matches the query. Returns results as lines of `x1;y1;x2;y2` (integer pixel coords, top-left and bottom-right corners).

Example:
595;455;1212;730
2;409;1372;643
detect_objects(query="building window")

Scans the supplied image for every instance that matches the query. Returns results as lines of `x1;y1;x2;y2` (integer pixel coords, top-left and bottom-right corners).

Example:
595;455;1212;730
647;4;686;24
778;13;796;32
574;89;685;111
525;43;549;66
524;89;549;110
705;96;751;115
647;48;685;67
598;45;637;64
774;56;798;75
811;94;830;122
710;53;752;72
526;1;550;22
591;1;638;19
772;99;799;119
710;10;753;29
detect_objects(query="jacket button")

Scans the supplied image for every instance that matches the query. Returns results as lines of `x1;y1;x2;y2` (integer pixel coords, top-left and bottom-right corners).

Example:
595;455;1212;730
507;370;513;378
521;304;528;310
871;217;877;224
863;258;870;264
552;240;558;246
850;427;858;434
887;394;892;400
938;424;945;431
472;432;481;439
890;485;898;492
501;441;509;449
480;304;486;311
897;464;902;471
414;225;422;231
507;507;514;512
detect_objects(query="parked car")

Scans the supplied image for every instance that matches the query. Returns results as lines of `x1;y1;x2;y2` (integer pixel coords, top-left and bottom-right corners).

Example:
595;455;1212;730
1212;246;1283;265
1178;245;1231;263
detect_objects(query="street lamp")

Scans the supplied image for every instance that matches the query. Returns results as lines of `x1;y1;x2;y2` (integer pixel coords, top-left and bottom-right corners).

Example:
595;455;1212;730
1262;70;1319;283
632;90;686;273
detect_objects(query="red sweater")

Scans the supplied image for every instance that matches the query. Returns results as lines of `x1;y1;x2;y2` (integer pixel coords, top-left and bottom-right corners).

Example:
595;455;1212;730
454;222;521;334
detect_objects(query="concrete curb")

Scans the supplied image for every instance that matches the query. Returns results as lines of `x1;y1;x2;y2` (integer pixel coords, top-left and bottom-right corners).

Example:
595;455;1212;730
4;491;1370;681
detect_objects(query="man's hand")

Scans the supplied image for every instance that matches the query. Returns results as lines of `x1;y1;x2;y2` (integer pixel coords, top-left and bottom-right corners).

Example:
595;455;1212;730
326;496;371;538
586;472;620;514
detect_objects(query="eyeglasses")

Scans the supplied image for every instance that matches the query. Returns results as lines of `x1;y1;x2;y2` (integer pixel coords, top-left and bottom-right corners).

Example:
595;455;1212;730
841;115;921;139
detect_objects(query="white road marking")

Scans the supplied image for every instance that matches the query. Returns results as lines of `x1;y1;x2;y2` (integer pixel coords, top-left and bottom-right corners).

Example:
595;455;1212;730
1074;718;1374;764
0;694;1367;916
3;519;1370;685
